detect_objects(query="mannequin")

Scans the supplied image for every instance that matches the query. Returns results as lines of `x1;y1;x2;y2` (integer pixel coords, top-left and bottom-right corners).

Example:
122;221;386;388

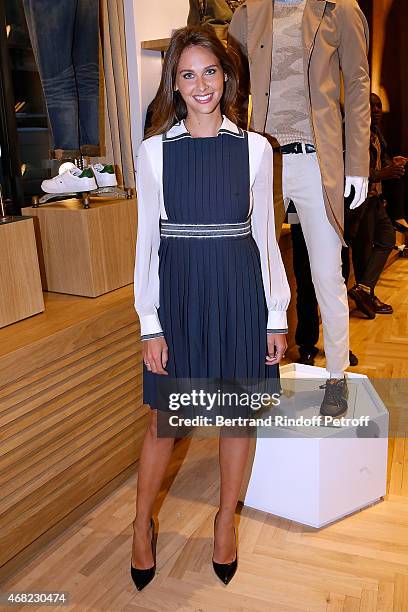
23;0;100;161
188;1;246;40
229;0;371;417
23;0;117;195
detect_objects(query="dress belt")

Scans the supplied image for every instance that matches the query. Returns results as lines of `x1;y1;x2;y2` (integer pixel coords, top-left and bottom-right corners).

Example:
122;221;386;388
160;220;251;238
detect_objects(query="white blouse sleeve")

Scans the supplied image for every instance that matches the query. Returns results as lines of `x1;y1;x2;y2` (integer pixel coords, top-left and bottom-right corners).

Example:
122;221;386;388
134;140;164;340
251;138;291;333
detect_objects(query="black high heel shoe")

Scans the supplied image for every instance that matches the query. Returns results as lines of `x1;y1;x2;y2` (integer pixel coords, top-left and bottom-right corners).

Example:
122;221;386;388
130;518;156;591
212;512;238;585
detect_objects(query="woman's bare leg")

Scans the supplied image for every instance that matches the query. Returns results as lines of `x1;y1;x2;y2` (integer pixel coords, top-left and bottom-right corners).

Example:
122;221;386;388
214;432;251;563
132;409;175;568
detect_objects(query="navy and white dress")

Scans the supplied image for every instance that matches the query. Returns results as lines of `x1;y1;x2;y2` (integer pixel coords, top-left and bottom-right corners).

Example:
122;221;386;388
134;116;291;409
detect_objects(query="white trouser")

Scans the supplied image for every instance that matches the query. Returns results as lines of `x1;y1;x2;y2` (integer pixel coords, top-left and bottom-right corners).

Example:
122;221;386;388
283;152;350;376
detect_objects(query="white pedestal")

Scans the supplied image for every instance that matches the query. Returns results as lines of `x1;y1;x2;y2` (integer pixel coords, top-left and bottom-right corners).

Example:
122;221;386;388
241;364;389;528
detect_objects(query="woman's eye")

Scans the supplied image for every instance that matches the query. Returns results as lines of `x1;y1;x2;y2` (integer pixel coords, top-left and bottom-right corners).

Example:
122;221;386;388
206;68;216;75
183;73;194;79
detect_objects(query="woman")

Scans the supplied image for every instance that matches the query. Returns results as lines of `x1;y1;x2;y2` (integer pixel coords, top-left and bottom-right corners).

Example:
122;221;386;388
132;26;290;591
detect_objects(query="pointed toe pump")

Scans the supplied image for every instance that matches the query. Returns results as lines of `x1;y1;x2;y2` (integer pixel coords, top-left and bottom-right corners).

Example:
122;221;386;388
130;518;156;591
212;513;238;585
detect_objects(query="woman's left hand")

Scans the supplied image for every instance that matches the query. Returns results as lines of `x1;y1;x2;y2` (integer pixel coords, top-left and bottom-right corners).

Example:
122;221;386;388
266;333;288;365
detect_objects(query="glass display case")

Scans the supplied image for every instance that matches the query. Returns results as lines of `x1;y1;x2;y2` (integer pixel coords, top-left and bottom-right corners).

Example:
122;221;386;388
0;0;57;213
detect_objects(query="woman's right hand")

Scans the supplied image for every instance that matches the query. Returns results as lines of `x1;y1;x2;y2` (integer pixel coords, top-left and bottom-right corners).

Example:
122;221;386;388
381;163;405;180
266;333;288;365
393;156;408;167
143;337;169;375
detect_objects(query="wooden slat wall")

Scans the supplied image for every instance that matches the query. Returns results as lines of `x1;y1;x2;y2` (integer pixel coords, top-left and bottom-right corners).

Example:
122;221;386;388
0;287;147;571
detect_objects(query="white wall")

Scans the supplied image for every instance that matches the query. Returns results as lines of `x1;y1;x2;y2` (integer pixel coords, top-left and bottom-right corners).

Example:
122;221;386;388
124;0;189;159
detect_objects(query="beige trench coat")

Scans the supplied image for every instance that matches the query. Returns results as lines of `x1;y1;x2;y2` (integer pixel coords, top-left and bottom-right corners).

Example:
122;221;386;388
228;0;371;243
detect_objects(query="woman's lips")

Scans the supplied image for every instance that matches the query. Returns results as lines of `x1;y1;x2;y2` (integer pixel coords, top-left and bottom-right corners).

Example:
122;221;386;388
193;93;214;104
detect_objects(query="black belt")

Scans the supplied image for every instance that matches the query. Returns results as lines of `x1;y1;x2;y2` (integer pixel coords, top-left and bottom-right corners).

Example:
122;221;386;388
279;142;316;154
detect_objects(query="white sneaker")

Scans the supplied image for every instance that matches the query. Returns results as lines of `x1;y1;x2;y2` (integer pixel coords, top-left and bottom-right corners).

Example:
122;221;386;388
58;161;77;175
41;167;97;194
91;163;117;188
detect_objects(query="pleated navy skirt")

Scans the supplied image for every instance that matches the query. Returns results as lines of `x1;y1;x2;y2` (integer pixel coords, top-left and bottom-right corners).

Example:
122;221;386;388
143;129;279;409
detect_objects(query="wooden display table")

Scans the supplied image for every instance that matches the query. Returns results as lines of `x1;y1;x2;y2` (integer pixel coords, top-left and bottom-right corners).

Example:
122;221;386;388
23;197;137;297
0;217;44;328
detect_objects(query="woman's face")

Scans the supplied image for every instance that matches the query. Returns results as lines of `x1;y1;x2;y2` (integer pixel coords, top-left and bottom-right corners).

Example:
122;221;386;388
175;45;225;119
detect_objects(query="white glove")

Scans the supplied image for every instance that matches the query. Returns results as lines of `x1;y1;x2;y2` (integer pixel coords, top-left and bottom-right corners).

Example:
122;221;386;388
345;176;369;210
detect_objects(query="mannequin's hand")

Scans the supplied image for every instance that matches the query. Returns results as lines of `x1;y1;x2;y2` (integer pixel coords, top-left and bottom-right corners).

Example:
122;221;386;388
345;176;368;210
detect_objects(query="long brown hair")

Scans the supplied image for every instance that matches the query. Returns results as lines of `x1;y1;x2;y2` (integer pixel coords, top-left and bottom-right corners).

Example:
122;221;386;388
145;26;239;139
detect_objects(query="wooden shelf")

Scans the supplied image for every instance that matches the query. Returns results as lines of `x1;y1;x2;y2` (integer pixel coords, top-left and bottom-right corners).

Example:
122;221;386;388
141;38;171;52
141;29;227;53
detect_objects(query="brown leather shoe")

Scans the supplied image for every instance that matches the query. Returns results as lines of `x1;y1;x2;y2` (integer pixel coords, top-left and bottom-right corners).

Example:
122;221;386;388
371;295;393;314
348;286;376;319
320;378;349;418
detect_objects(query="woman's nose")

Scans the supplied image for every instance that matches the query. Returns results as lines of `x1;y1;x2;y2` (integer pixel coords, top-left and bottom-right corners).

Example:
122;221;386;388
196;77;208;91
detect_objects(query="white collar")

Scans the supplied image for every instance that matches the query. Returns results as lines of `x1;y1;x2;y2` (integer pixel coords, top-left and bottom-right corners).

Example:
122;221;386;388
164;115;244;141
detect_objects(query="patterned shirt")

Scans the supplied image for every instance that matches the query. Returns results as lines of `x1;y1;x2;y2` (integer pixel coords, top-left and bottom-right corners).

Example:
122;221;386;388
266;0;314;146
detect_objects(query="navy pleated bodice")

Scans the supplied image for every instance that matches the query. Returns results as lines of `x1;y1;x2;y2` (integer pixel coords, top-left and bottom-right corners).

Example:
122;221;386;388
163;131;250;223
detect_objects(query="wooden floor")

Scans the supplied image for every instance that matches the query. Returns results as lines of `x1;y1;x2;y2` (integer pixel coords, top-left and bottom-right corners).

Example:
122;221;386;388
1;258;407;611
